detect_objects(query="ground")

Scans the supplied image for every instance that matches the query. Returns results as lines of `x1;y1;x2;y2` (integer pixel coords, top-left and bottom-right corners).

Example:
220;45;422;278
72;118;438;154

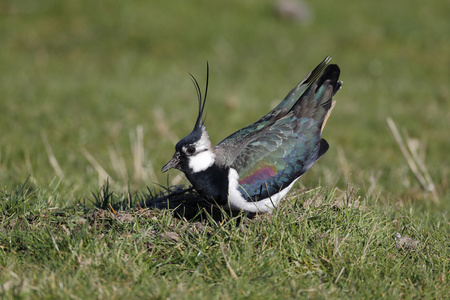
0;0;449;298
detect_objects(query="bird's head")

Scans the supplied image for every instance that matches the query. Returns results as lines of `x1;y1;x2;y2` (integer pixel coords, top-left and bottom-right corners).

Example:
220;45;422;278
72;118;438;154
161;65;215;174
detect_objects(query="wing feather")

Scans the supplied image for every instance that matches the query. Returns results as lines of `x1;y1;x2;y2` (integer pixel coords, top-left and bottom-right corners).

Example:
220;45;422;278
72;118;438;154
231;114;322;201
213;61;341;202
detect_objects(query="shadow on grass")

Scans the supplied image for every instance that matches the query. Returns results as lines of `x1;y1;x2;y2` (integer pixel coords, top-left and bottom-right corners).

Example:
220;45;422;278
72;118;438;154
89;180;246;222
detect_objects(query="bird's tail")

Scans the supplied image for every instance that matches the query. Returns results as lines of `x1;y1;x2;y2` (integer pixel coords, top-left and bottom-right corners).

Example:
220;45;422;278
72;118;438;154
293;64;342;133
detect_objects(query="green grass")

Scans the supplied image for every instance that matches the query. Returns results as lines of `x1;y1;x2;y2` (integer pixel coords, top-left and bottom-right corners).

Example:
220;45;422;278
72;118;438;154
1;0;449;298
1;185;448;298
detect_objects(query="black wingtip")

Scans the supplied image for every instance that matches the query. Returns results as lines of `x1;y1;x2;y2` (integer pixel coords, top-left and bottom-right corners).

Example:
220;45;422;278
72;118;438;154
304;56;332;86
317;64;341;94
317;138;329;159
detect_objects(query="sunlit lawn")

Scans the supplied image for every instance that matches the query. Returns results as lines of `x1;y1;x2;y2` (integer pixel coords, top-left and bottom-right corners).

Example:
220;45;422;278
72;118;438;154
0;0;449;298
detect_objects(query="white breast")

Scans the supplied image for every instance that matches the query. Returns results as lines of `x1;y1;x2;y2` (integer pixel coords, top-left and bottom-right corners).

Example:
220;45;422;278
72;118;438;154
226;168;298;213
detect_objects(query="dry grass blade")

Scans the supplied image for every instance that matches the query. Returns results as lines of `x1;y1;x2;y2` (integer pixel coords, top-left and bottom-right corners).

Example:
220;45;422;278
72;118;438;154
146;160;159;185
81;148;114;186
337;146;351;181
153;107;180;145
41;131;64;178
108;145;128;182
334;267;345;284
170;173;185;186
221;247;238;280
404;132;438;202
366;170;382;199
386;117;438;203
361;222;377;262
131;125;147;182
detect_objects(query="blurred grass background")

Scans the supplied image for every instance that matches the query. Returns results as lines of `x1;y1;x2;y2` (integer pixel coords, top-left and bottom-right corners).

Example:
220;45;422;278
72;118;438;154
1;0;449;209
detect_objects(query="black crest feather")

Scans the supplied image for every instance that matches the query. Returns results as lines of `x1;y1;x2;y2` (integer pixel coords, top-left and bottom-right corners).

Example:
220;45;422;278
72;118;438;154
189;62;209;130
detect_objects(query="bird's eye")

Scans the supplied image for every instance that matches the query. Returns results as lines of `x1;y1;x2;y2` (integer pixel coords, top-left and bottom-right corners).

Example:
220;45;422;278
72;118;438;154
185;146;196;156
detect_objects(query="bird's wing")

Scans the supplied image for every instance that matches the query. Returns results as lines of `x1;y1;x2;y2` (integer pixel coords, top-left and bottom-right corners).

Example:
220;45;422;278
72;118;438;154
215;56;331;156
215;63;341;201
260;56;331;121
230;115;328;201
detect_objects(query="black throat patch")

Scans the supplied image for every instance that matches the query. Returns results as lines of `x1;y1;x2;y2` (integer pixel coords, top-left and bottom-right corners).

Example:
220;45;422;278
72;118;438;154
184;164;229;206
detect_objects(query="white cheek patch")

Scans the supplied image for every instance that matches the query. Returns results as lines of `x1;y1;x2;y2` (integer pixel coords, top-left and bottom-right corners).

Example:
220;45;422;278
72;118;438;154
188;150;215;173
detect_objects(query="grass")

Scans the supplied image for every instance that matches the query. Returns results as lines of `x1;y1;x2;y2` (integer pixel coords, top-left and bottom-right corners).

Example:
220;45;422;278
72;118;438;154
1;0;449;298
0;185;448;298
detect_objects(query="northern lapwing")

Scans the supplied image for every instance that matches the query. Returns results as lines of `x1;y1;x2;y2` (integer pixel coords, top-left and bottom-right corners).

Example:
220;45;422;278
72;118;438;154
162;56;341;213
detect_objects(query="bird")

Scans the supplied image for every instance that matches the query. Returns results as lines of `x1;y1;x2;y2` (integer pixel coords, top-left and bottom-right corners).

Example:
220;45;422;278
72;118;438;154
161;56;342;213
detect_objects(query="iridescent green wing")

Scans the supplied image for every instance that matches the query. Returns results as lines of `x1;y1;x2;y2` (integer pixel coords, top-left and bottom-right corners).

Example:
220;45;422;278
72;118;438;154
231;115;327;201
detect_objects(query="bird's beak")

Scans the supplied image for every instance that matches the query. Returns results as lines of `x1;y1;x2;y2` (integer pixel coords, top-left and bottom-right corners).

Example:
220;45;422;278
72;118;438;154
161;153;180;173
